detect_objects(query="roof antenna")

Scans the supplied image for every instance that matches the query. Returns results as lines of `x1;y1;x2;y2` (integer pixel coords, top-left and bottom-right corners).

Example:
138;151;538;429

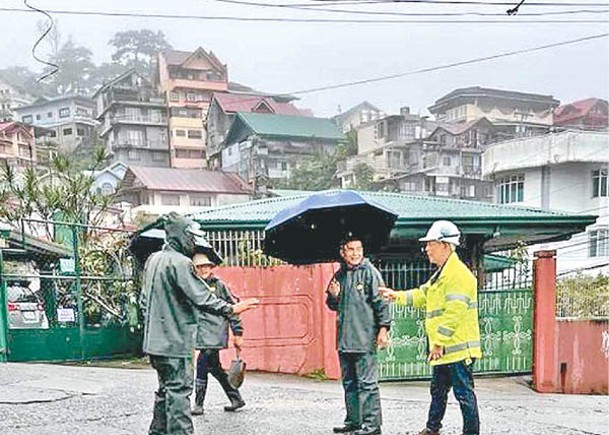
24;0;59;82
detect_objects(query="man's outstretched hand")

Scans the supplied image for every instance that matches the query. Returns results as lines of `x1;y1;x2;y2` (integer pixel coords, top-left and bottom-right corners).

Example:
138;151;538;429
233;298;260;314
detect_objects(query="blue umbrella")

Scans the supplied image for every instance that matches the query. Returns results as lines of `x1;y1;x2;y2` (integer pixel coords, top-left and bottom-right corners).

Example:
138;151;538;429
264;190;398;264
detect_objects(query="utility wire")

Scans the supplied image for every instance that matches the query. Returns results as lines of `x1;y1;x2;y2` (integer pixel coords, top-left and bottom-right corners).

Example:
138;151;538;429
212;0;609;16
23;0;58;82
0;6;608;23
305;0;609;6
558;261;609;276
283;33;608;95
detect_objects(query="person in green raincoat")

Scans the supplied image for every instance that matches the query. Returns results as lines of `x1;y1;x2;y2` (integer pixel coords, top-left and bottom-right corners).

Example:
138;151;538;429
140;212;258;435
326;236;391;435
191;252;246;415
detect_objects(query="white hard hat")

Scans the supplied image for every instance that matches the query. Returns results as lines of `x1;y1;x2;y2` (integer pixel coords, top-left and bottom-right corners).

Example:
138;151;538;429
419;220;461;246
193;253;215;266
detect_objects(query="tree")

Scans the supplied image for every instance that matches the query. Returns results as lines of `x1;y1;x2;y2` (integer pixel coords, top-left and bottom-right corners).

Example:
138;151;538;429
0;147;114;239
0;66;50;97
109;29;172;75
43;38;96;94
352;163;375;190
89;62;129;93
0;148;139;326
277;151;341;191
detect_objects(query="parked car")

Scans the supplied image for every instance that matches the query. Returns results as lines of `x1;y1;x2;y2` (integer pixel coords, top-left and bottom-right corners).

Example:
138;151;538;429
6;282;49;329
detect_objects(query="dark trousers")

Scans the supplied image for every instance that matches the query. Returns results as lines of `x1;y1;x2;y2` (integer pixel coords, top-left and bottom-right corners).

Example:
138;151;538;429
196;349;240;397
149;355;194;435
426;360;480;435
339;351;382;431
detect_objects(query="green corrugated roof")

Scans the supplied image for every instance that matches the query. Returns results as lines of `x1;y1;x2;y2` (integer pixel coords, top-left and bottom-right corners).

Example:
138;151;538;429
233;112;345;141
187;190;597;250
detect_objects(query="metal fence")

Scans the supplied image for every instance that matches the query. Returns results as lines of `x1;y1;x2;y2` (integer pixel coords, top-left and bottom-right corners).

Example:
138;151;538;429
0;219;142;362
203;229;283;267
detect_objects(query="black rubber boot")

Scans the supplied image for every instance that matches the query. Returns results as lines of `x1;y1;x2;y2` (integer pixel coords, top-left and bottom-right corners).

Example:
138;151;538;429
191;380;207;416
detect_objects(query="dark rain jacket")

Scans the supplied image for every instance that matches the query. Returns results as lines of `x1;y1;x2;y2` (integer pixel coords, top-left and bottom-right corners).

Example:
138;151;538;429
194;276;243;349
140;213;237;358
326;258;392;353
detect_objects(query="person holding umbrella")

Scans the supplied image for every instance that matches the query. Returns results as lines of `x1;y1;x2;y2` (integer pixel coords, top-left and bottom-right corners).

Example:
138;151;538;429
379;220;481;435
140;212;258;435
326;235;392;435
191;252;248;415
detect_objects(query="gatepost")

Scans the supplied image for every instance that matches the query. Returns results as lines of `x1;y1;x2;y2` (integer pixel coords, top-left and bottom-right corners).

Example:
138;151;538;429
0;223;11;363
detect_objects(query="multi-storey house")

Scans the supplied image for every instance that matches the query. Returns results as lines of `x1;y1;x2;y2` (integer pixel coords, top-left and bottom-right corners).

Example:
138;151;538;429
206;92;308;168
15;95;98;165
0;122;36;168
155;48;228;168
553;98;608;130
483;130;609;275
94;70;169;168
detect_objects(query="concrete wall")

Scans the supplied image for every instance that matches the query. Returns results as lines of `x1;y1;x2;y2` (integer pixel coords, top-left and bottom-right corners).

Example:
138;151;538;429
556;319;609;394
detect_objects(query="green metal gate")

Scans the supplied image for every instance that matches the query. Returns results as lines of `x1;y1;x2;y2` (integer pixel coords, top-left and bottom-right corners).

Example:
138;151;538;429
377;259;533;380
1;219;143;363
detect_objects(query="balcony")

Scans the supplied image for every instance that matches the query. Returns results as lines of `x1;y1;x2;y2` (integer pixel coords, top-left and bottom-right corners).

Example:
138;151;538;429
113;140;169;150
104;89;165;106
167;78;228;93
111;114;167;126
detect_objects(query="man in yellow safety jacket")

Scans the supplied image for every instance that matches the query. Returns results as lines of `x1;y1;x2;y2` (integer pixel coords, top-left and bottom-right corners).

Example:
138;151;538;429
380;220;481;435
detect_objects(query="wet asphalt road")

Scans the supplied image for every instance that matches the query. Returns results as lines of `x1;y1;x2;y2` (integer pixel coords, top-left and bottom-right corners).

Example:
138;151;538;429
0;362;607;435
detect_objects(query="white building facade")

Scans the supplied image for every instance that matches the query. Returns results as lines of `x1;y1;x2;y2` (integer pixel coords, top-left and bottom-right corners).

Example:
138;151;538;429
483;130;609;275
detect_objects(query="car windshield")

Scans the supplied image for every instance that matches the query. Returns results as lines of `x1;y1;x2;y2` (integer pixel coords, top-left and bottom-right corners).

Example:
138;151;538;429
7;286;39;303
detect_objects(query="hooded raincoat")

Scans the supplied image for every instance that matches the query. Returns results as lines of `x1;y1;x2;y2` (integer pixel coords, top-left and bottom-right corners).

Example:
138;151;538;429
140;213;237;358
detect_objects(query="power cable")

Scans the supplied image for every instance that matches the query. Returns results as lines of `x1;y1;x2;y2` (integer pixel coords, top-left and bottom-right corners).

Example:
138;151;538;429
305;0;609;6
283;33;608;95
23;0;58;82
211;0;609;16
1;6;608;23
557;261;609;276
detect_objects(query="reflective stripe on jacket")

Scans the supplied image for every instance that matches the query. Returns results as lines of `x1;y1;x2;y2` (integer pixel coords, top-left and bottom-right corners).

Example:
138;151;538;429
395;252;482;366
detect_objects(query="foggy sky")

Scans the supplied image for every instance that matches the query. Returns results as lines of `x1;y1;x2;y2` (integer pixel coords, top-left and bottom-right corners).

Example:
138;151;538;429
1;0;608;117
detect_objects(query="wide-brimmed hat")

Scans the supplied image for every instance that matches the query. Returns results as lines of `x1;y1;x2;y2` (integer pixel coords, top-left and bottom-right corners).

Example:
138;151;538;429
193;253;215;266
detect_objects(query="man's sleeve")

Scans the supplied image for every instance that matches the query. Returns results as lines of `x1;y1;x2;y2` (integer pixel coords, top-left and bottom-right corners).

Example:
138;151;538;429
325;273;340;312
394;285;427;308
369;266;391;330
220;281;243;336
435;273;473;346
169;258;233;317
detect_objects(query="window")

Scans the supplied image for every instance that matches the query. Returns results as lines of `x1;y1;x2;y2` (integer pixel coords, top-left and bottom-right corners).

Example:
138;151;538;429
62;128;73;136
161;194;180;206
76;107;89;117
35;114;41;121
169;92;179;102
128;150;140;160
152;152;166;162
21;115;33;124
442;156;451;166
48;130;57;138
59;108;70;118
77;128;85;137
592;168;608;197
174;129;186;137
100;182;114;196
190;195;211;206
186;92;197;102
187;129;202;139
47;112;53;118
497;174;524;204
589;228;609;257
